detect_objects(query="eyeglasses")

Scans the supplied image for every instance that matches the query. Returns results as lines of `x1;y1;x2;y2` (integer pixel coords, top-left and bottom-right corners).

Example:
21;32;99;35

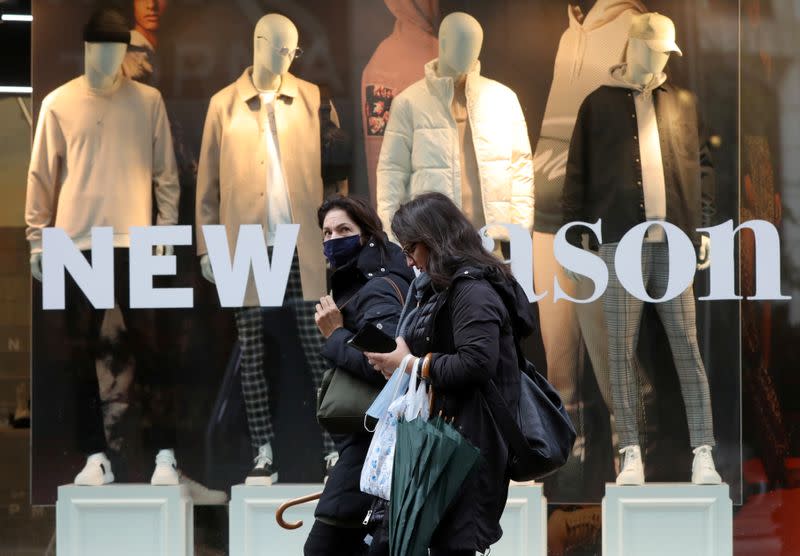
401;243;418;258
256;35;303;60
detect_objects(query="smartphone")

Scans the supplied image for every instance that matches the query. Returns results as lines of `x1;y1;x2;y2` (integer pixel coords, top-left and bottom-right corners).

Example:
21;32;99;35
347;323;396;353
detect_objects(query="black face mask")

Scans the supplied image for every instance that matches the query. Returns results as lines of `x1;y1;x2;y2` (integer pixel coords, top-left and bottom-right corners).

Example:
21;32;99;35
323;235;363;268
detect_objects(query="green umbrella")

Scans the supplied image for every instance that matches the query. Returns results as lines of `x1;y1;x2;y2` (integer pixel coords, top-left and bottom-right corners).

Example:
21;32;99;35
389;417;436;552
390;415;480;556
391;419;455;555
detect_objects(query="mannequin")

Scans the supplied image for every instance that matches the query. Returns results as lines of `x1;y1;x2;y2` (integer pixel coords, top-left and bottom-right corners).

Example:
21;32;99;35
562;12;720;486
532;1;648;492
196;13;341;487
376;12;533;242
25;8;180;486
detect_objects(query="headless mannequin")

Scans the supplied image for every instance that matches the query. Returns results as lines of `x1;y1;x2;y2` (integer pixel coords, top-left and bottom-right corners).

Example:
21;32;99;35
29;42;172;281
199;14;299;283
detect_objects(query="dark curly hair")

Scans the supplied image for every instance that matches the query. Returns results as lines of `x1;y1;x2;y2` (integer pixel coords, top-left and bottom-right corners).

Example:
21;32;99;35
390;192;512;288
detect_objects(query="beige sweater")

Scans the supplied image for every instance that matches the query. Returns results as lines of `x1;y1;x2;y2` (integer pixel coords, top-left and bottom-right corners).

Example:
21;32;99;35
25;75;179;253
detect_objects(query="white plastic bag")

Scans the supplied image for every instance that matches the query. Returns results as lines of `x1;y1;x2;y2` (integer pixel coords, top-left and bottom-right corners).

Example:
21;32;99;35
360;357;428;500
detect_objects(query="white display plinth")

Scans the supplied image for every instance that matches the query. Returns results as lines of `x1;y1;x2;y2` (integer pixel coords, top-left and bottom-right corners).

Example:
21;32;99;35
230;483;546;556
56;484;193;556
491;482;547;556
230;484;320;556
602;483;732;556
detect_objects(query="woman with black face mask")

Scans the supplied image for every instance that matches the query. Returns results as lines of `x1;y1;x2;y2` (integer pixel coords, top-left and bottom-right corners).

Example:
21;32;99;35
304;195;414;556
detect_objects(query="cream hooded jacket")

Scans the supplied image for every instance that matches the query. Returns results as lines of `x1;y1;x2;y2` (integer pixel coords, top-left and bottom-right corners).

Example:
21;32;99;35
533;0;646;233
376;59;533;239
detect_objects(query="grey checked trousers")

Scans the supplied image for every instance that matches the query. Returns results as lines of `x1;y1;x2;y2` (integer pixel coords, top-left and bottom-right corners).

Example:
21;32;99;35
600;242;715;449
235;254;334;456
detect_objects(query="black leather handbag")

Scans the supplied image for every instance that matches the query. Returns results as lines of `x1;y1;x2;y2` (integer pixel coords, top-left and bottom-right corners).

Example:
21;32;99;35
484;359;577;481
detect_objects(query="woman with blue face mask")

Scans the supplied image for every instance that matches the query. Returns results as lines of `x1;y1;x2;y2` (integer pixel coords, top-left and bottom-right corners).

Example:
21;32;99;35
305;195;414;556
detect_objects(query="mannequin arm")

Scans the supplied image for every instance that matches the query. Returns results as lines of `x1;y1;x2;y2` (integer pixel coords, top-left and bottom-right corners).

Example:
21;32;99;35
199;254;215;283
152;95;180;227
376;95;413;239
30;253;42;282
699;128;716;228
562;98;590;248
509;94;534;232
697;235;711;270
196;98;223;257
25;99;64;254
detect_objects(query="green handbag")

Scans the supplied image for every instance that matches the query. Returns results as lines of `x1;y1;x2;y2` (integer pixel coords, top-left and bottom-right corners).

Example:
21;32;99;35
316;367;382;434
317;276;405;434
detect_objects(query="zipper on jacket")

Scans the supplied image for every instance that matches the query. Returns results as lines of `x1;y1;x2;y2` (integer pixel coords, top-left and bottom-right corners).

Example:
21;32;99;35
362;509;372;526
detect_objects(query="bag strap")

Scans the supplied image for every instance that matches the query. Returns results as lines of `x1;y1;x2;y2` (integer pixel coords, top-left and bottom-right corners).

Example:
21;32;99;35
381;276;405;305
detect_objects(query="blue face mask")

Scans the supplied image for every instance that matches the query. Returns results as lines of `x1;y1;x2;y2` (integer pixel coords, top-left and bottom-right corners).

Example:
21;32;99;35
323;234;363;268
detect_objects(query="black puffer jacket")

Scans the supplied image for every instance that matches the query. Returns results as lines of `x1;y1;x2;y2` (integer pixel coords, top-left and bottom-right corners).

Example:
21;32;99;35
402;266;534;552
314;238;413;525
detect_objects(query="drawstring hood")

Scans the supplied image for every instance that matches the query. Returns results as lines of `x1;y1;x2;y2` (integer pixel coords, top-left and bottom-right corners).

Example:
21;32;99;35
385;0;439;36
567;0;647;83
609;62;668;100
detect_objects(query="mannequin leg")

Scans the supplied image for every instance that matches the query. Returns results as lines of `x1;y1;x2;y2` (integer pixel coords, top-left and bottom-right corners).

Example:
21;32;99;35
234;307;275;453
284;255;336;456
114;249;176;453
649;245;715;448
600;244;648;449
533;232;583;417
65;251;108;455
575;277;658;463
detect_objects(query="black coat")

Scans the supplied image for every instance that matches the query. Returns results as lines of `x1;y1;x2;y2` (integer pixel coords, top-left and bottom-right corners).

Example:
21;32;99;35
402;266;532;552
314;238;413;525
562;82;715;249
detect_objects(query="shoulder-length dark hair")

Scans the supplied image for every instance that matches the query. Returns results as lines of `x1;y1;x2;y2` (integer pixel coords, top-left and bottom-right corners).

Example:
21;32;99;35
390;192;512;288
317;195;387;249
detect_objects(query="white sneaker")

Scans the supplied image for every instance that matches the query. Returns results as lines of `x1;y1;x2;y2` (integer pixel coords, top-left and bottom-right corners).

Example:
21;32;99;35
245;444;278;486
692;445;722;485
180;475;228;505
615;445;645;486
150;449;180;485
74;452;114;486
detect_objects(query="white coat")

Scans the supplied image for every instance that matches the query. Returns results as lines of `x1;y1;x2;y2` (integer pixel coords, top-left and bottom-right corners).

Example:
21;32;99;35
376;59;533;239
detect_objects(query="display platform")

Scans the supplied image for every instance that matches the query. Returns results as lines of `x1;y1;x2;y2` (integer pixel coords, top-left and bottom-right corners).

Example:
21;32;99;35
56;484;193;556
602;483;732;556
231;483;547;555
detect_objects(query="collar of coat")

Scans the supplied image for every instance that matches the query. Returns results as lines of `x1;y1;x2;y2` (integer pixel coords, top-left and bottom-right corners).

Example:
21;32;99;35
330;238;414;291
235;66;299;104
423;58;481;101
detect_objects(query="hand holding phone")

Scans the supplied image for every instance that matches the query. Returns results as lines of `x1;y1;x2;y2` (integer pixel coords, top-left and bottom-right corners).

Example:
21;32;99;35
347;323;396;353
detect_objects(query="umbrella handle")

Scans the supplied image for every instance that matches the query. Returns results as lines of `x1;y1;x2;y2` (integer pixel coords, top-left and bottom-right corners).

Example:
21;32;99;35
422;353;433;408
275;491;323;530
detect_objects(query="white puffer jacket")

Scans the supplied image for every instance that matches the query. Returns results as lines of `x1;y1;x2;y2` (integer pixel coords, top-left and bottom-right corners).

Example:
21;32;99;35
376;59;534;240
